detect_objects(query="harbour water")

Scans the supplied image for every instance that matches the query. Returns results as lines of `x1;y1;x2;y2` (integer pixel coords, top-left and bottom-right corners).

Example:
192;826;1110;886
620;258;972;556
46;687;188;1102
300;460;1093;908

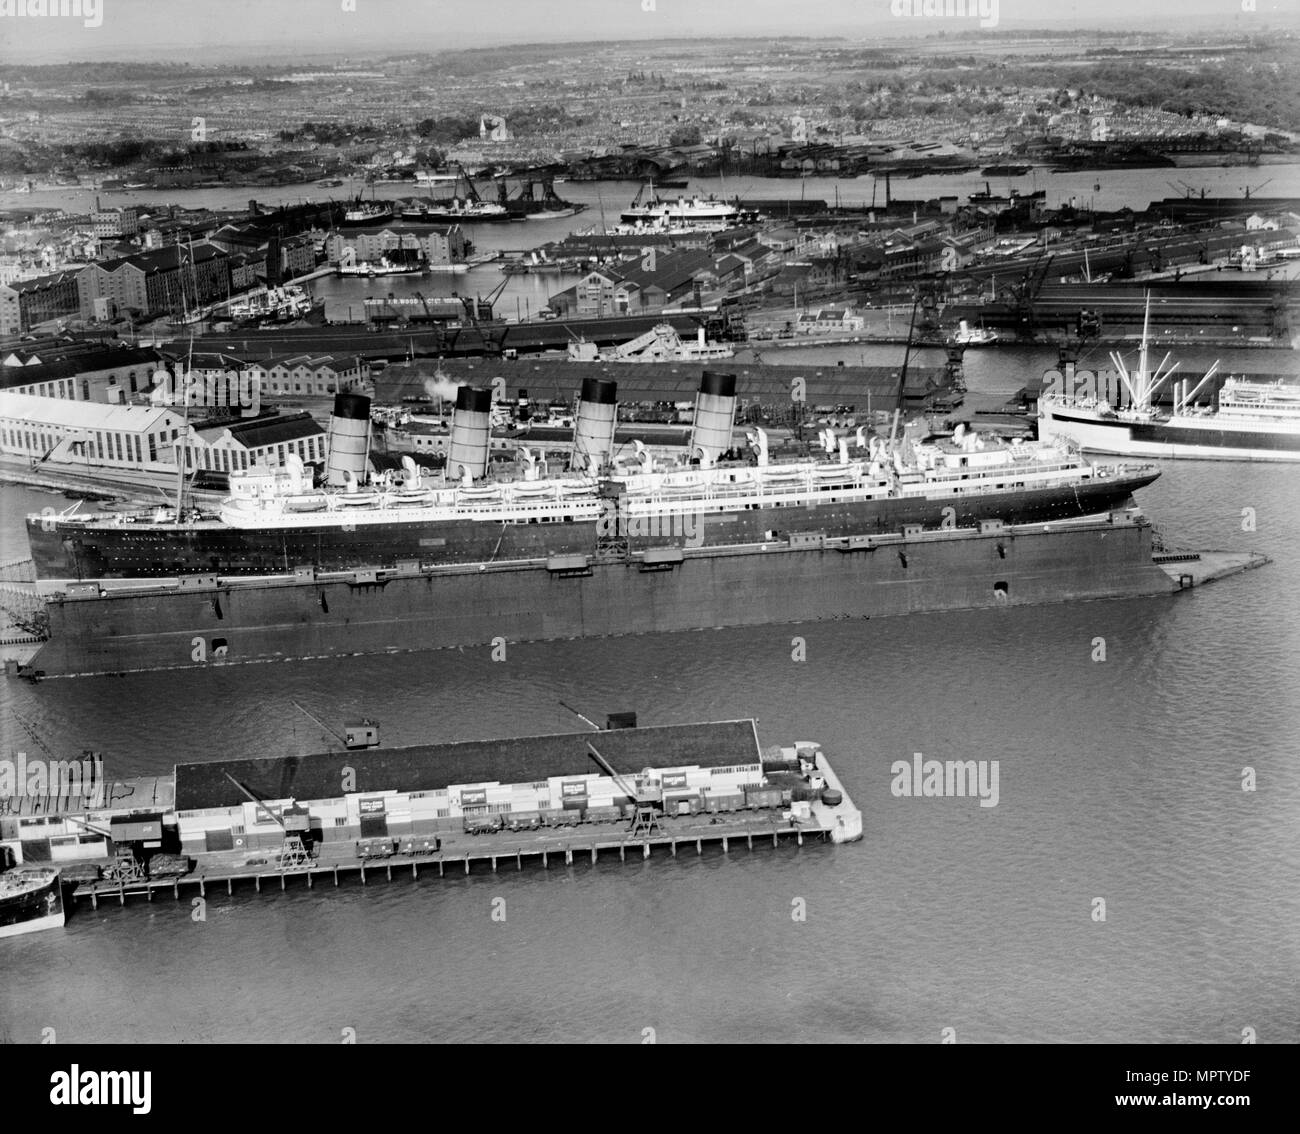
1;346;1298;1042
1;166;1299;1043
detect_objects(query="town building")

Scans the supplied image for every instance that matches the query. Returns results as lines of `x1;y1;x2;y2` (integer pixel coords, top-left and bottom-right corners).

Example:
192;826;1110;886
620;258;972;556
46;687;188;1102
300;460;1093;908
0;270;82;336
547;248;743;318
324;225;467;269
796;307;866;333
0;345;164;402
76;243;231;321
248;354;370;397
90;207;141;239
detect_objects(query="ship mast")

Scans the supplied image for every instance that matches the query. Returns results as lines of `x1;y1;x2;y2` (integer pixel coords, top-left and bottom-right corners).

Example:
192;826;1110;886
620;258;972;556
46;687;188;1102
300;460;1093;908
175;335;194;516
887;293;923;449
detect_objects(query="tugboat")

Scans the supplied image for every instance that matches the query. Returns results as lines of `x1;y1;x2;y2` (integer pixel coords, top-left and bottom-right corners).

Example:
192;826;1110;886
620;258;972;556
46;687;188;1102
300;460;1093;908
342;198;394;226
0;867;65;939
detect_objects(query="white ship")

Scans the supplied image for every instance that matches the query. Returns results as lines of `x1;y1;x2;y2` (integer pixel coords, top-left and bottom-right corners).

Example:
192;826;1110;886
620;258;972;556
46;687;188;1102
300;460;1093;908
952;320;999;346
1038;298;1300;462
226;284;315;322
342;201;395;225
336;255;424;277
614;185;743;234
567;323;735;363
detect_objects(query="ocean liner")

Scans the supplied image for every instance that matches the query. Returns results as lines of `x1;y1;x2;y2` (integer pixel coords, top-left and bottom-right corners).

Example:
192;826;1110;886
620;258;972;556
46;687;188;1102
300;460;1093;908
614;185;754;233
1039;299;1300;461
24;375;1161;587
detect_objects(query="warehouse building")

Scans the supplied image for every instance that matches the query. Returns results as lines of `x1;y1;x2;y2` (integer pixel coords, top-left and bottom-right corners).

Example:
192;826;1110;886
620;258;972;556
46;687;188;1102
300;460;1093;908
170;721;765;855
188;411;326;475
0;270;83;336
0;345;164;402
325;224;467;269
0;391;188;469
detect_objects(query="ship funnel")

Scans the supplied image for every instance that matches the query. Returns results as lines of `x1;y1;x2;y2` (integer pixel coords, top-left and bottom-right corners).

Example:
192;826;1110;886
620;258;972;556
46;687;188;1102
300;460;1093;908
449;386;492;482
689;370;737;466
571;377;617;473
326;392;372;487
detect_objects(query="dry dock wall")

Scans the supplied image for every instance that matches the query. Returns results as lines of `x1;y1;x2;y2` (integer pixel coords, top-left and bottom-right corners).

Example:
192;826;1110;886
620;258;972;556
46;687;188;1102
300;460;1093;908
27;516;1174;677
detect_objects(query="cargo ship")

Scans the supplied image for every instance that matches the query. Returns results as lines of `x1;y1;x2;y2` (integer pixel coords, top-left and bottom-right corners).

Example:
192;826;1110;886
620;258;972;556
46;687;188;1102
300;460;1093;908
341;200;395;226
402;197;509;223
1039;300;1300;461
24;375;1161;586
0;868;65;939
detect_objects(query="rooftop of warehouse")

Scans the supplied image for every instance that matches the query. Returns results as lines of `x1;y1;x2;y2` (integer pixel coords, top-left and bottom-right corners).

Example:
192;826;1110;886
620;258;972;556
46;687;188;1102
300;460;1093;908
173;720;763;810
374;360;953;404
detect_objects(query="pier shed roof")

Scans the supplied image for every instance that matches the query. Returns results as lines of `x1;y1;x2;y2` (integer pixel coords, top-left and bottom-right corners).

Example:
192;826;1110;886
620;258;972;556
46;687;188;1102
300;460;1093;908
174;720;762;810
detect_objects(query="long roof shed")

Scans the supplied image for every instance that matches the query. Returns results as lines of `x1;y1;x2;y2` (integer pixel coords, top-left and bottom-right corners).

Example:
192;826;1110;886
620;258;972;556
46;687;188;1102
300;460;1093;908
173;720;764;811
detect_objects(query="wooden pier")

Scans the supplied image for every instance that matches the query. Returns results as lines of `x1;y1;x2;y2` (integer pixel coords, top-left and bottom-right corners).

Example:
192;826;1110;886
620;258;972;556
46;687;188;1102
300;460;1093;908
70;812;846;910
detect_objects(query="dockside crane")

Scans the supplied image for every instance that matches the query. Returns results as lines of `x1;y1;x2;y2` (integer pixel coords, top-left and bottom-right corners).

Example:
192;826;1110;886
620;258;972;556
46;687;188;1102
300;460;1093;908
1007;252;1055;340
558;702;662;835
222;771;313;867
585;742;662;838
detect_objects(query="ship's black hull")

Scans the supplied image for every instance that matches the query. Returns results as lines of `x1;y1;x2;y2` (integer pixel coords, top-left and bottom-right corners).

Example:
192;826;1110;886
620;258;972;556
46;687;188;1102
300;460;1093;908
0;873;65;938
26;473;1157;582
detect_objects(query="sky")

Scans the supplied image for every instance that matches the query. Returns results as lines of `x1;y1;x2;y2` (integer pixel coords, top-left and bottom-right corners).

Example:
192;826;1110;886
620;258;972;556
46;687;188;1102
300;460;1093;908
0;0;1295;62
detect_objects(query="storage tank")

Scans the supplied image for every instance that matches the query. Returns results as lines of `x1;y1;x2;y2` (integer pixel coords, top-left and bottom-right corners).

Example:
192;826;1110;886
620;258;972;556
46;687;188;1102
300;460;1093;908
571;378;617;472
689;370;737;466
448;386;492;481
325;392;371;487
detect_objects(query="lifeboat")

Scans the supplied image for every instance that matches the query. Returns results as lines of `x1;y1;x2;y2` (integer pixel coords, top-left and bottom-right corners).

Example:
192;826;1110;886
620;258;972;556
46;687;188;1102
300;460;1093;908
337;492;380;507
283;493;328;512
760;466;805;482
512;482;557;498
389;488;435;507
457;486;503;503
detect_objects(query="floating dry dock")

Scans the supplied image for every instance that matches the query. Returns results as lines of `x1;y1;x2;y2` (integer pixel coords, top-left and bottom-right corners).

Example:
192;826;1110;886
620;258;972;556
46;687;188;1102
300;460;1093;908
3;508;1271;679
0;721;862;924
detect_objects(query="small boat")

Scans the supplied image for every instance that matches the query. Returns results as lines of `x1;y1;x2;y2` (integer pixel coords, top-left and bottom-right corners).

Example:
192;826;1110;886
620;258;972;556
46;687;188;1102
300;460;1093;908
337;492;379;508
284;493;328;512
457;487;503;503
389;488;435;507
